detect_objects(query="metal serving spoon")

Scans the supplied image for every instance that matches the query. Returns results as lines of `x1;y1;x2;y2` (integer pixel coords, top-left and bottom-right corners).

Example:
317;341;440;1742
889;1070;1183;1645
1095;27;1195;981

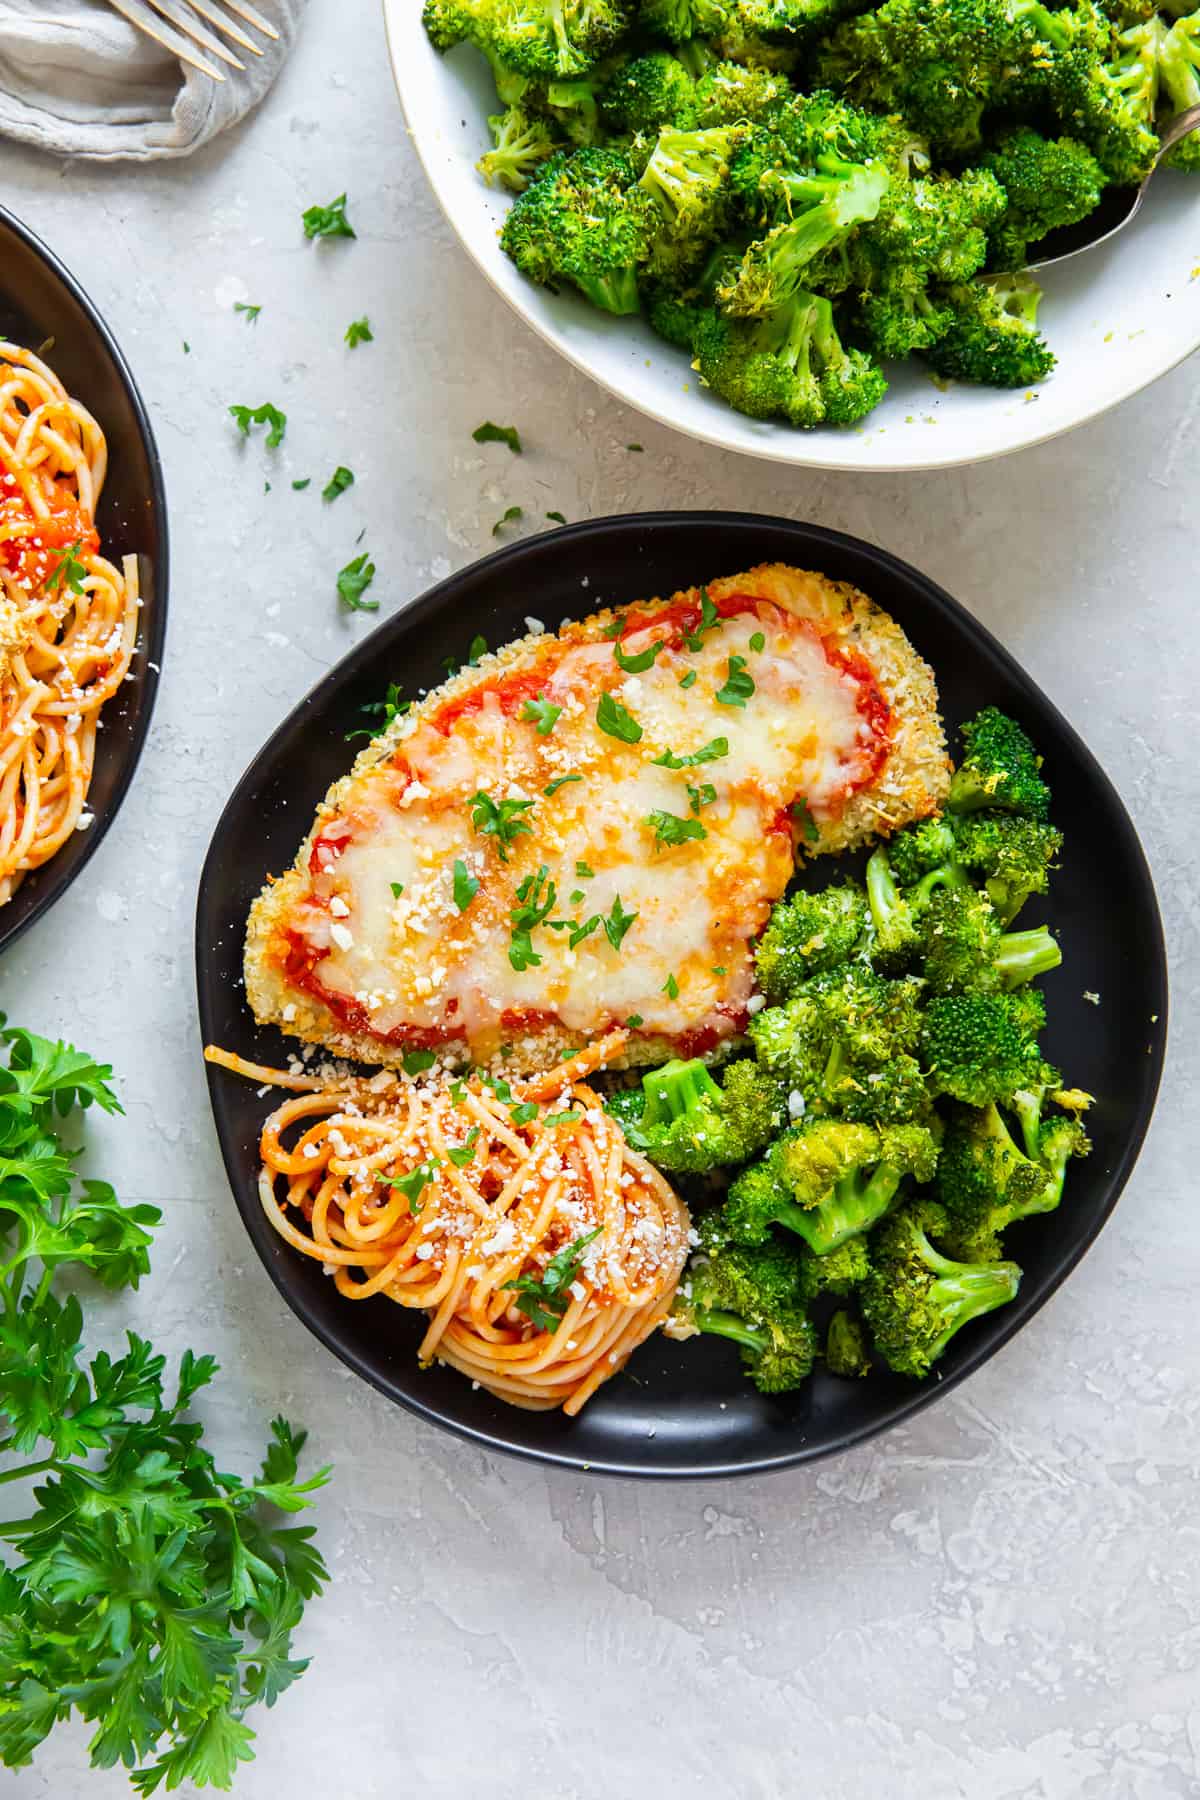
1027;103;1200;271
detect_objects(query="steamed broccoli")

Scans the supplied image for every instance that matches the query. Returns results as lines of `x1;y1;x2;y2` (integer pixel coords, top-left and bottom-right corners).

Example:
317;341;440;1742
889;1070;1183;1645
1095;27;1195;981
501;146;655;312
721;1118;939;1253
601;52;696;131
607;1055;787;1171
638;126;747;276
669;1238;817;1391
862;1200;1021;1377
921;886;1062;993
863;169;1007;284
754;880;868;999
981;128;1107;269
640;0;734;42
749;963;924;1104
719;147;891;311
1160;15;1200;169
693;289;888;426
936;1091;1090;1259
947;707;1052;820
687;59;794;125
865;844;921;968
423;0;633;76
479;104;561;189
887;809;1062;924
925;274;1056;388
921;989;1057;1107
825;1308;872;1376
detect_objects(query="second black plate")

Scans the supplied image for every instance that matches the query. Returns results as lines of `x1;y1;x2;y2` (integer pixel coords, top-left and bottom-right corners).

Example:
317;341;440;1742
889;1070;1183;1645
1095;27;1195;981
196;513;1167;1478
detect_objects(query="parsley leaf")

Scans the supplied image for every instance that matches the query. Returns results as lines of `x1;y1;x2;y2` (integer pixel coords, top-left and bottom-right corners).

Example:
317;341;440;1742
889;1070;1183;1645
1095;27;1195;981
472;421;522;453
663;972;680;998
503;1227;602;1331
546;510;567;524
468;634;488;664
292;477;312;491
544;774;581;797
234;301;261;323
493;505;523;536
613;638;664;675
302;192;355;239
390;881;404;898
603;894;637;951
447;1128;480;1168
715;654;755;708
521;693;562;736
749;631;766;652
345;681;408;742
682;588;721;653
596;691;642;744
470;789;534;861
508;865;556;971
322;466;355;502
229;402;287;448
679;670;698;690
452;858;480;911
45;540;87;597
345;316;373;347
688;782;717;814
646;810;707;848
791;797;820;843
625;1013;644;1028
336;552;377;611
402;1049;437;1077
575;860;594;879
651;737;728;769
390;1161;439;1210
510;1101;539;1126
567;914;602;949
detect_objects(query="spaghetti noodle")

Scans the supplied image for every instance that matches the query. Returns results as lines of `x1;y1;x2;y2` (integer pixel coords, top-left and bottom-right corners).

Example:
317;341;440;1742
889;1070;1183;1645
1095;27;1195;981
0;340;139;905
205;1032;693;1414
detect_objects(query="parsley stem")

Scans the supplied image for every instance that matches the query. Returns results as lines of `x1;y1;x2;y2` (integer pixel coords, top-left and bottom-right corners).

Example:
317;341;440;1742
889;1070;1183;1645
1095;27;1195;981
0;1456;60;1490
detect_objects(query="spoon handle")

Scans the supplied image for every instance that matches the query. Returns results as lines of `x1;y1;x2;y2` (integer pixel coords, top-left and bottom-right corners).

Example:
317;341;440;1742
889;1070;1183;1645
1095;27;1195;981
1157;103;1200;161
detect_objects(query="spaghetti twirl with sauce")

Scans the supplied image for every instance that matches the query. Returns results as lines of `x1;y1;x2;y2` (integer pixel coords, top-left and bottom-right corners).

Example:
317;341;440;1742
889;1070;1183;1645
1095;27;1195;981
0;340;139;905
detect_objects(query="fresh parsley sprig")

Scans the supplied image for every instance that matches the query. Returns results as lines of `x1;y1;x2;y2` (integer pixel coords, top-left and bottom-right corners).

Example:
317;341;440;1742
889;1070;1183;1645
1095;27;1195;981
502;1228;602;1332
302;193;355;239
229;403;287;448
470;789;534;862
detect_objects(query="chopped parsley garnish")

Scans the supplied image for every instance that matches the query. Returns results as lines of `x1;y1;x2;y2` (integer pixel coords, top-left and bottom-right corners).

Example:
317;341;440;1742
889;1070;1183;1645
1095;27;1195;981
627;443;644;451
652;737;728;769
545;1110;579;1126
490;1076;514;1102
473;421;522;453
688;782;717;814
503;1227;602;1332
596;691;642;744
544;774;582;797
663;972;680;999
447;1128;480;1167
567;914;602;949
450;1080;467;1104
452;859;480;911
546;510;567;524
601;618;625;640
390;1161;439;1211
468;634;488;664
346;680;408;741
791;798;820;843
569;889;585;905
390;881;404;898
625;1013;644;1028
510;1101;539;1126
234;301;261;323
336;552;377;611
229;402;287;447
46;540;87;597
521;693;562;736
493;505;523;536
292;477;312;490
470;789;535;861
575;860;594;879
603;894;637;951
682;588;721;653
345;316;373;347
323;465;355;502
712;964;727;976
613;638;664;675
508;865;556;970
679;670;698;690
715;654;755;708
302;193;355;239
402;1049;437;1077
646;810;707;848
749;631;766;653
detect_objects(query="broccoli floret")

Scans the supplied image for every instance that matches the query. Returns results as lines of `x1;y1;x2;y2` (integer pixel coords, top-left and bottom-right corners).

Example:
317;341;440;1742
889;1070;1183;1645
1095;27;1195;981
865;845;921;968
925;274;1056;389
424;0;634;77
722;1119;939;1254
638;126;746;276
921;990;1056;1107
1100;16;1165;140
735;0;859;40
713;16;804;68
671;1239;817;1391
865;169;1006;284
479;104;561;189
981;128;1106;270
1160;16;1200;171
921;886;1062;994
719;152;891;313
862;1200;1021;1377
885;816;962;888
798;1234;871;1296
750;964;924;1097
601;52;696;131
947;707;1052;821
501;146;655;313
639;0;733;42
754;881;868;1000
936;1091;1090;1260
608;1055;787;1172
825;1308;872;1376
687;59;793;126
694;289;887;427
888;809;1062;923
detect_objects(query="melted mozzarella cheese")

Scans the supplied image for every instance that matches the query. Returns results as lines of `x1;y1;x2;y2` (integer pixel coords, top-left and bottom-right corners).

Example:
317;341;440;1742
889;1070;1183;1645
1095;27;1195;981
285;605;876;1053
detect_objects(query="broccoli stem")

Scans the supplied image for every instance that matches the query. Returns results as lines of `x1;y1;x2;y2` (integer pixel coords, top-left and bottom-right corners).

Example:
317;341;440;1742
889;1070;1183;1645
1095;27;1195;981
994;925;1062;988
573;267;642;314
642;1057;722;1128
782;1164;904;1256
912;860;971;908
866;844;906;935
925;1265;1022;1361
694;1308;768;1354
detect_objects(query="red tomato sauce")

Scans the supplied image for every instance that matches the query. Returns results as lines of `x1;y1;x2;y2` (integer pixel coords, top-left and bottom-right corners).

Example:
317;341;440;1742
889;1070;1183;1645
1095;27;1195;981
0;484;98;591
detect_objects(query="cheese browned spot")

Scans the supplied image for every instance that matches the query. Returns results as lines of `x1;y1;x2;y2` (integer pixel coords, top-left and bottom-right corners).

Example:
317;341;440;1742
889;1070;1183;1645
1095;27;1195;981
246;564;949;1073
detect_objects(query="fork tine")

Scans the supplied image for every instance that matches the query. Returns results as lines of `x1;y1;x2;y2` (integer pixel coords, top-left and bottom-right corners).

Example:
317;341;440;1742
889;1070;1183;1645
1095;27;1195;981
104;0;226;79
175;0;262;53
141;0;247;68
214;0;280;41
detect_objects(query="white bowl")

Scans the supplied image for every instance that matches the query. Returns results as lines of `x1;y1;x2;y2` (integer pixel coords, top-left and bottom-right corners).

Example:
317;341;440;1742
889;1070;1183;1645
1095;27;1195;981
384;2;1200;472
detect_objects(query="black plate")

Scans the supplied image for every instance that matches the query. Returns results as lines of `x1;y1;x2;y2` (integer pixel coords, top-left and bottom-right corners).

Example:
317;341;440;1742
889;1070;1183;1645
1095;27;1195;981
196;513;1167;1479
0;204;168;954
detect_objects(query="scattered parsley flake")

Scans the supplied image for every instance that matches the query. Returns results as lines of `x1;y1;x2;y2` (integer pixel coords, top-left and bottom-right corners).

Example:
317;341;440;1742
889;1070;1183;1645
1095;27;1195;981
749;631;765;653
345;316;373;347
234;301;261;323
688;782;717;814
292;477;311;491
229;402;287;448
663;973;680;999
603;894;637;952
791;798;820;843
471;789;534;861
626;443;644;451
346;681;408;741
683;589;721;653
569;889;585;905
544;774;582;797
545;510;567;524
545;1110;579;1126
652;737;728;769
391;1161;439;1210
679;670;698;689
323;465;355;502
402;1050;436;1077
508;865;556;970
303;193;355;239
493;505;523;536
452;859;480;912
625;1013;644;1028
613;638;664;675
521;693;562;736
447;1128;480;1167
568;914;602;949
575;860;594;879
503;1228;602;1331
646;810;707;848
336;552;377;611
473;421;522;453
715;654;755;708
46;540;87;597
468;634;488;664
596;691;642;744
601;618;625;640
510;1102;539;1126
390;881;404;898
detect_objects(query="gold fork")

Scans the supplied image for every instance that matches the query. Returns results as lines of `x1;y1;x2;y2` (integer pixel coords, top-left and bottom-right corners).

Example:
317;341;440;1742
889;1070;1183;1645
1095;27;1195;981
105;0;279;83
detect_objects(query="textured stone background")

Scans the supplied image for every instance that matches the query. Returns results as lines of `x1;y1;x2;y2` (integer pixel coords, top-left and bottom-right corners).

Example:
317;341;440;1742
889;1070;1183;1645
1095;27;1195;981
3;4;1199;1795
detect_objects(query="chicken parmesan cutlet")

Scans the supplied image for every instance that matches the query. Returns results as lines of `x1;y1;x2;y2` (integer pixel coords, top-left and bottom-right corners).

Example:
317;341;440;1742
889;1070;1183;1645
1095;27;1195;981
245;564;949;1073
